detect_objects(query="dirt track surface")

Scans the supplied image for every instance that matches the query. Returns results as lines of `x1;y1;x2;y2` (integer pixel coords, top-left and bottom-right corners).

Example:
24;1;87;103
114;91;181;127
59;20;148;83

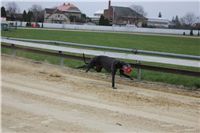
2;55;200;133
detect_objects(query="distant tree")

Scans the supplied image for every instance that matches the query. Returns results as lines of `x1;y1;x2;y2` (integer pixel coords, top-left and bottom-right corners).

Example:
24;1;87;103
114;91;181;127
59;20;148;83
104;18;110;25
10;14;16;21
174;15;181;28
172;16;175;23
181;13;196;26
158;12;162;18
29;4;43;22
130;4;147;17
27;10;33;22
195;21;200;35
99;15;105;25
6;2;19;21
81;13;86;22
99;15;110;26
190;29;193;36
22;10;27;21
175;16;180;24
37;10;44;22
6;2;19;14
1;6;7;17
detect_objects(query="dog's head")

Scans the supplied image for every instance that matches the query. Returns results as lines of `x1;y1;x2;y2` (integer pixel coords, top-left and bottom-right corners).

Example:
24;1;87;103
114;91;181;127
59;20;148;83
117;62;133;74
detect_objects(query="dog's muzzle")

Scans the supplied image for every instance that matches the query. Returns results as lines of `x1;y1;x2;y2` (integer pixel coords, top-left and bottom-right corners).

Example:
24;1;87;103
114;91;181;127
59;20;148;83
122;66;132;74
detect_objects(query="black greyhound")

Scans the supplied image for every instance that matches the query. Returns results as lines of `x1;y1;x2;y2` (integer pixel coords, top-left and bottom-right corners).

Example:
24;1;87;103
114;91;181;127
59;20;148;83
79;54;133;89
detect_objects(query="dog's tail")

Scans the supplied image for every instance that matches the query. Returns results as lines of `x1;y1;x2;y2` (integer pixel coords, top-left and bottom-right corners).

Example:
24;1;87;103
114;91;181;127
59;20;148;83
83;53;88;64
76;53;88;69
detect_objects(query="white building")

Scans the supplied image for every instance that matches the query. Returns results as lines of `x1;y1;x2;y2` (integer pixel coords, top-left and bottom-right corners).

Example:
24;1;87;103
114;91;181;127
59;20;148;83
44;3;82;24
147;18;170;28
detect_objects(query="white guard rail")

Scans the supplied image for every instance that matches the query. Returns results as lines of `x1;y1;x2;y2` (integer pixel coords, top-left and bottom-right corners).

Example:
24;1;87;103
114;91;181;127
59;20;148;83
1;38;200;68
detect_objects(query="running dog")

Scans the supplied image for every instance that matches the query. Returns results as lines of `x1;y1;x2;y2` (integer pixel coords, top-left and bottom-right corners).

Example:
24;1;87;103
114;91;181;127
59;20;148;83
79;54;133;89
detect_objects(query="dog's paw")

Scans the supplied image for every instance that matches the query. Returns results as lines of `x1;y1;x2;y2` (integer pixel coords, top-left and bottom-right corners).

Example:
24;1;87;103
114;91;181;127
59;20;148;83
112;87;117;89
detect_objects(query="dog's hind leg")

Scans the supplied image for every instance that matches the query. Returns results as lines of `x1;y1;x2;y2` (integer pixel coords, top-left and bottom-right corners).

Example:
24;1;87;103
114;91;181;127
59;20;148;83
76;53;89;69
76;65;86;69
86;60;96;72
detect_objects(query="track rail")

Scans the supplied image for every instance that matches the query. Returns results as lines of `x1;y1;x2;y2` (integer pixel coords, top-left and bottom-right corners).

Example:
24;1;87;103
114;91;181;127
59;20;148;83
2;43;200;77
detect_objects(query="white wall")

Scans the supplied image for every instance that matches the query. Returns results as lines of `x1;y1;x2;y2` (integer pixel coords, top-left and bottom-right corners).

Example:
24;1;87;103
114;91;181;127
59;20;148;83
11;21;199;35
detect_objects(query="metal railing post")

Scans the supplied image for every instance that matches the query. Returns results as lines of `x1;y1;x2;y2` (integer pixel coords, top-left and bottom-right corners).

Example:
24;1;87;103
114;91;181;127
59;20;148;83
59;51;64;67
11;44;16;57
136;61;142;81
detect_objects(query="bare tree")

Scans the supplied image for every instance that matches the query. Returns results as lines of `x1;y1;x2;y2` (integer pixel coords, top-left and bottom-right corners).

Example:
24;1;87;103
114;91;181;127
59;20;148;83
130;4;147;17
180;12;196;26
29;4;43;22
6;2;19;14
6;2;20;20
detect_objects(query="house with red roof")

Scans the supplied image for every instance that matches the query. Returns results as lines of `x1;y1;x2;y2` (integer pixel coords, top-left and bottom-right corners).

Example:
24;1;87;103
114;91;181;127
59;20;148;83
44;3;82;24
104;0;146;26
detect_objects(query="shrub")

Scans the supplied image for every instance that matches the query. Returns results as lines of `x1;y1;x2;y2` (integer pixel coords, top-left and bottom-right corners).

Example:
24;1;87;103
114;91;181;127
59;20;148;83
26;22;31;27
190;29;193;36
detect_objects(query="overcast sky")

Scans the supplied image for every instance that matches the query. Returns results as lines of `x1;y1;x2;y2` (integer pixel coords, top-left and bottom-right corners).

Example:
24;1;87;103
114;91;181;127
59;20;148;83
1;0;200;20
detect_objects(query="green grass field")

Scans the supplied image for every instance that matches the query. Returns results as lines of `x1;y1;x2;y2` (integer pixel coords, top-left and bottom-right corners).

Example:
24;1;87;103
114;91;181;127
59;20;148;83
2;28;200;55
1;28;200;89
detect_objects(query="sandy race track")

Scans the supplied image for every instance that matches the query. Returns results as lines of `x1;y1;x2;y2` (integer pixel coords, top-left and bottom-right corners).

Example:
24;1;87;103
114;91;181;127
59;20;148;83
1;55;200;133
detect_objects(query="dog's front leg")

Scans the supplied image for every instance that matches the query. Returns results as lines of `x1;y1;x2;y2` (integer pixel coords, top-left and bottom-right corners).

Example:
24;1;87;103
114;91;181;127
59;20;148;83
112;73;116;89
112;70;117;89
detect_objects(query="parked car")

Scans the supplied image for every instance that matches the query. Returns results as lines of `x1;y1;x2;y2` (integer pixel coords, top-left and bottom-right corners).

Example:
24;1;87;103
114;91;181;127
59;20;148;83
31;23;40;28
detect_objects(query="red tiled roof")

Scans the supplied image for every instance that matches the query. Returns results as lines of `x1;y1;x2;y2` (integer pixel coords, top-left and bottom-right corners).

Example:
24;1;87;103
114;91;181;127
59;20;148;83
57;3;80;12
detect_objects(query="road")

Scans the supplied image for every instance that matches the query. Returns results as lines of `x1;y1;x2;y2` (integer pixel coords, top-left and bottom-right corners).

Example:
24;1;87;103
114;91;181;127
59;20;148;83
2;55;200;133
